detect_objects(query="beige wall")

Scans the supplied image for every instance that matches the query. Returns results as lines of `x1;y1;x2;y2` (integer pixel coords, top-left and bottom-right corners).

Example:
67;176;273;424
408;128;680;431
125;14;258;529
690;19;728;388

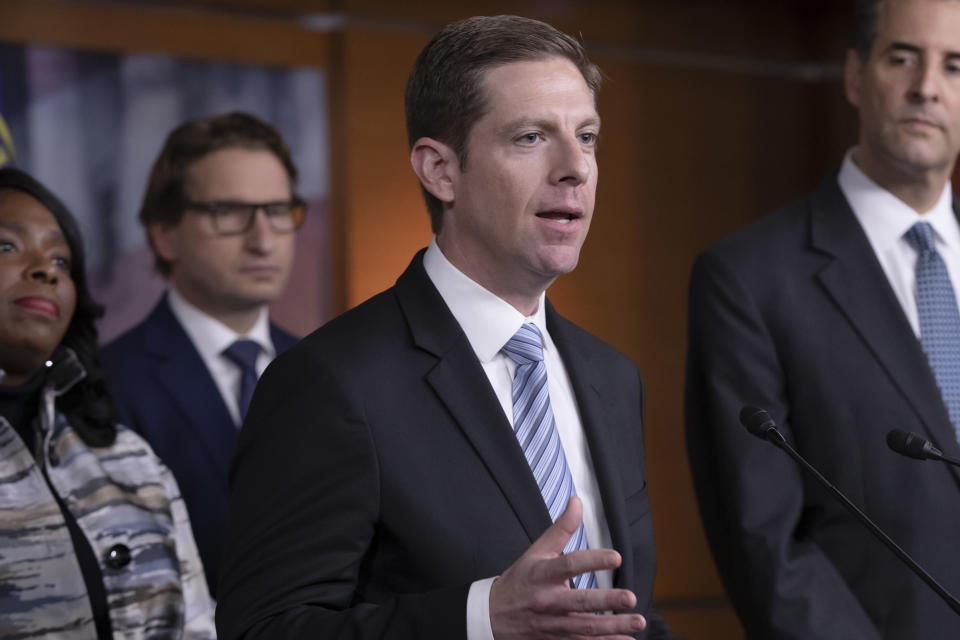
0;2;861;637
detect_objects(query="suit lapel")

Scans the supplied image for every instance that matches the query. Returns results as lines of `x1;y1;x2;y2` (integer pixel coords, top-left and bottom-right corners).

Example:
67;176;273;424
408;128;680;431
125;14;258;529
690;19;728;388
809;178;960;476
395;251;553;544
144;296;238;479
546;304;633;590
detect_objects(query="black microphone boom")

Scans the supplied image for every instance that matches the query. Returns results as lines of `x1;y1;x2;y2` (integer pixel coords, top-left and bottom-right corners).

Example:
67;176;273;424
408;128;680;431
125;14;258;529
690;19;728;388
886;429;960;467
739;406;960;617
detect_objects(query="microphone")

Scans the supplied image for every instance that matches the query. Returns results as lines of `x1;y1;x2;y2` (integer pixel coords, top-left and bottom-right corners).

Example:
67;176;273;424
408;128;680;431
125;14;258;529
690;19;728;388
739;406;960;616
886;429;960;467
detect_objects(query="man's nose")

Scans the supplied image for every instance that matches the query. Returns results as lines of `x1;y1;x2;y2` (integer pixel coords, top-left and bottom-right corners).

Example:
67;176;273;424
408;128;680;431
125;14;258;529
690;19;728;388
244;208;277;252
550;135;591;186
909;60;941;104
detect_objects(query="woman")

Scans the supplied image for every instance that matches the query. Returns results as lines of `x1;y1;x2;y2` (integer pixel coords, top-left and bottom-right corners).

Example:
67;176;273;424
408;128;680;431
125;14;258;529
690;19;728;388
0;167;215;638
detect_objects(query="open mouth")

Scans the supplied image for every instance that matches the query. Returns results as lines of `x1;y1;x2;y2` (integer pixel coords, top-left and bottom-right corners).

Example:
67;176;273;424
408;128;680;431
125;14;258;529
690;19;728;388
536;211;580;224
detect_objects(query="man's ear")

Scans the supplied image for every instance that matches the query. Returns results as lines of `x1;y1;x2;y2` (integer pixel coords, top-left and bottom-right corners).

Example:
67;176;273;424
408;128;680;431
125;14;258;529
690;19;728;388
147;222;178;264
410;137;458;205
844;48;864;109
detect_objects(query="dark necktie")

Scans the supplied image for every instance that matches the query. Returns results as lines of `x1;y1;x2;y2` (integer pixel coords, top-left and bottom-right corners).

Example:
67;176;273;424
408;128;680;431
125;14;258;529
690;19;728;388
905;221;960;438
222;339;261;421
502;323;597;589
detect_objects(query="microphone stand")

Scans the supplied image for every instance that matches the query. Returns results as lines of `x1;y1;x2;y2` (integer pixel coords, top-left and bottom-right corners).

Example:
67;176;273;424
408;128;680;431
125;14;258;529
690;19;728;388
914;449;960;468
762;427;960;616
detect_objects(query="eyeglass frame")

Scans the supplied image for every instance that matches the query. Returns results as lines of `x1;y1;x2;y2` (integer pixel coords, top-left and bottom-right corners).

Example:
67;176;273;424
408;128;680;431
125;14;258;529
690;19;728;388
181;197;307;236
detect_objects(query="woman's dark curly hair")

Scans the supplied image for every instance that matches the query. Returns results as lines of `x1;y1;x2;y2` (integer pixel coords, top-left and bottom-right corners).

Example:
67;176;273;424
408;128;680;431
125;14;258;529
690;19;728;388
0;167;117;446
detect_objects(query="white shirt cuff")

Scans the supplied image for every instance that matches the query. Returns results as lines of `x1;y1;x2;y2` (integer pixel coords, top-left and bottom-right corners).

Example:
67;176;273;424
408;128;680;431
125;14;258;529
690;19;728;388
466;576;497;640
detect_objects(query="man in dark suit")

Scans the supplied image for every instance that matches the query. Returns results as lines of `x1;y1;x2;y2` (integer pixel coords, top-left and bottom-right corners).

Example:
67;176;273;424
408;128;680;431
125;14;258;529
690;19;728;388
686;0;960;637
217;15;675;640
102;112;302;596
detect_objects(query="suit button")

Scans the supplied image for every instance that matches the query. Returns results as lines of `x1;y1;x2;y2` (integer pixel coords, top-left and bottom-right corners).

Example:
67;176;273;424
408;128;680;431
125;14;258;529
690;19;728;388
104;544;131;569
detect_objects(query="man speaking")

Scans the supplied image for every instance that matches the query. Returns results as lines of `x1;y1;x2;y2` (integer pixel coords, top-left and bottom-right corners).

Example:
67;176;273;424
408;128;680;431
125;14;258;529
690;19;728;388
218;14;675;640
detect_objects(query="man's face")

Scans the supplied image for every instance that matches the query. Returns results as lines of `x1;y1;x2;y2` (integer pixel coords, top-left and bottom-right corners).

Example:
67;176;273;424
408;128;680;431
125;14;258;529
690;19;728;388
438;56;599;304
151;147;296;318
846;0;960;181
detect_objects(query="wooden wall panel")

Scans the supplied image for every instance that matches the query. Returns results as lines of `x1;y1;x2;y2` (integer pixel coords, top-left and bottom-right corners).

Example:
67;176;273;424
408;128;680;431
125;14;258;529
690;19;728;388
0;0;330;66
338;27;432;304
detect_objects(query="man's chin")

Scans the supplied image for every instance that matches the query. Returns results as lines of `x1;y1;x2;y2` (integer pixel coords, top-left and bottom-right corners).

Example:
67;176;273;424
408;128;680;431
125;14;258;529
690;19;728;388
536;248;583;277
228;286;285;310
887;138;953;171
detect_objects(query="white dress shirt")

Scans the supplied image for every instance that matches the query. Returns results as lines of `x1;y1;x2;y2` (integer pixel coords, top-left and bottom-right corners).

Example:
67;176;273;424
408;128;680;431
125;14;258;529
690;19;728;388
167;287;276;425
422;239;613;640
839;149;960;335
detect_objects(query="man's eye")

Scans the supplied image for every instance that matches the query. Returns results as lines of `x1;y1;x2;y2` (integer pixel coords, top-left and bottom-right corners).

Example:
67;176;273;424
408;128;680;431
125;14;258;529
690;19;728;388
265;204;292;217
0;239;16;252
579;132;597;145
517;133;540;144
889;54;914;67
52;256;71;270
213;204;246;217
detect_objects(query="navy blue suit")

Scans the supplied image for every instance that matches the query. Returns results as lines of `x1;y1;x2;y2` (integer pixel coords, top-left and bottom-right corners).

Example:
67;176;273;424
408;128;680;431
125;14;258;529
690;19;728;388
102;295;298;596
686;175;960;638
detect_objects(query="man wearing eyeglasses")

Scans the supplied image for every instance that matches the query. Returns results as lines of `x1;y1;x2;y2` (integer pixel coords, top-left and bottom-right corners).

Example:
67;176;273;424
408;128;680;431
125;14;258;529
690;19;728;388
102;111;302;597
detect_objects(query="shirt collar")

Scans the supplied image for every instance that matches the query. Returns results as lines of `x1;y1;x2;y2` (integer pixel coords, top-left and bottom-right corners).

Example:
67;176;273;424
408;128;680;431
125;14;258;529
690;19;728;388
839;147;958;251
167;287;275;361
422;238;549;363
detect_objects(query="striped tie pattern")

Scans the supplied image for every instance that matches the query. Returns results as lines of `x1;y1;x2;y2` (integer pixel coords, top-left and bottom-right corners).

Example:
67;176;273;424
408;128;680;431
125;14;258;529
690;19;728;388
502;323;597;589
906;221;960;439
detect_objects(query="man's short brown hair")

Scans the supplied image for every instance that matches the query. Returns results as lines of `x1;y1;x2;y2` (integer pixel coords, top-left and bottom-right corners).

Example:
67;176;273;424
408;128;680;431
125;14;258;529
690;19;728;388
405;15;602;233
140;111;298;275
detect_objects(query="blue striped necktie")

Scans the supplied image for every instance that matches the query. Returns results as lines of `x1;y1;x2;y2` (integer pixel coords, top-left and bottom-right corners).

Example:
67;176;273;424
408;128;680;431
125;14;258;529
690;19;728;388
502;323;597;589
905;221;960;439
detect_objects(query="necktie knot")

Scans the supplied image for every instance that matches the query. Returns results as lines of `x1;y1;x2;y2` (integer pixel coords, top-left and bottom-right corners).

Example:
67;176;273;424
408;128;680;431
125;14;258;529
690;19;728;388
905;221;937;255
502;323;545;366
223;339;260;373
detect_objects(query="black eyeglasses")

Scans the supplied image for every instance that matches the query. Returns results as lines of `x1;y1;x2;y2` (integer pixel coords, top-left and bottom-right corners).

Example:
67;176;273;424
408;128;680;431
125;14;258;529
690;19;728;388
183;198;307;235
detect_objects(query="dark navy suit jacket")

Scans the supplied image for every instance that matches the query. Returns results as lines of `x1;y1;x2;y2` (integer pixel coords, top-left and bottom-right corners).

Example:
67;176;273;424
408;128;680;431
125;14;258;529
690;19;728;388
686;175;960;639
102;294;298;596
215;251;675;639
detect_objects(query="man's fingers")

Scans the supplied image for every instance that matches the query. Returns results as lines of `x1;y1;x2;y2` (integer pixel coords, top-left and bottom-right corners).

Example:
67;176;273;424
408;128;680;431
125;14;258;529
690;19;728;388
530;589;637;616
528;586;638;614
528;495;583;556
535;611;647;636
558;587;638;613
536;548;623;583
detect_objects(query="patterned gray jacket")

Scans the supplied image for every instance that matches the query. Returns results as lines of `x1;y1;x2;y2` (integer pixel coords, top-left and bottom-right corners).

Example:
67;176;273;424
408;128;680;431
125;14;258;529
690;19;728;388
0;360;216;638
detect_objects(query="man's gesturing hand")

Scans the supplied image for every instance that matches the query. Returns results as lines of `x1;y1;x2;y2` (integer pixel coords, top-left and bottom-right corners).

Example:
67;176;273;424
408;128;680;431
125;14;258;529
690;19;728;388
489;496;647;640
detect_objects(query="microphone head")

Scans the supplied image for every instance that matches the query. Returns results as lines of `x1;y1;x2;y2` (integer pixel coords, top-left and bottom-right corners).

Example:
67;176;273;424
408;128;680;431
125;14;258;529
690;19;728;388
887;428;937;460
739;406;777;439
